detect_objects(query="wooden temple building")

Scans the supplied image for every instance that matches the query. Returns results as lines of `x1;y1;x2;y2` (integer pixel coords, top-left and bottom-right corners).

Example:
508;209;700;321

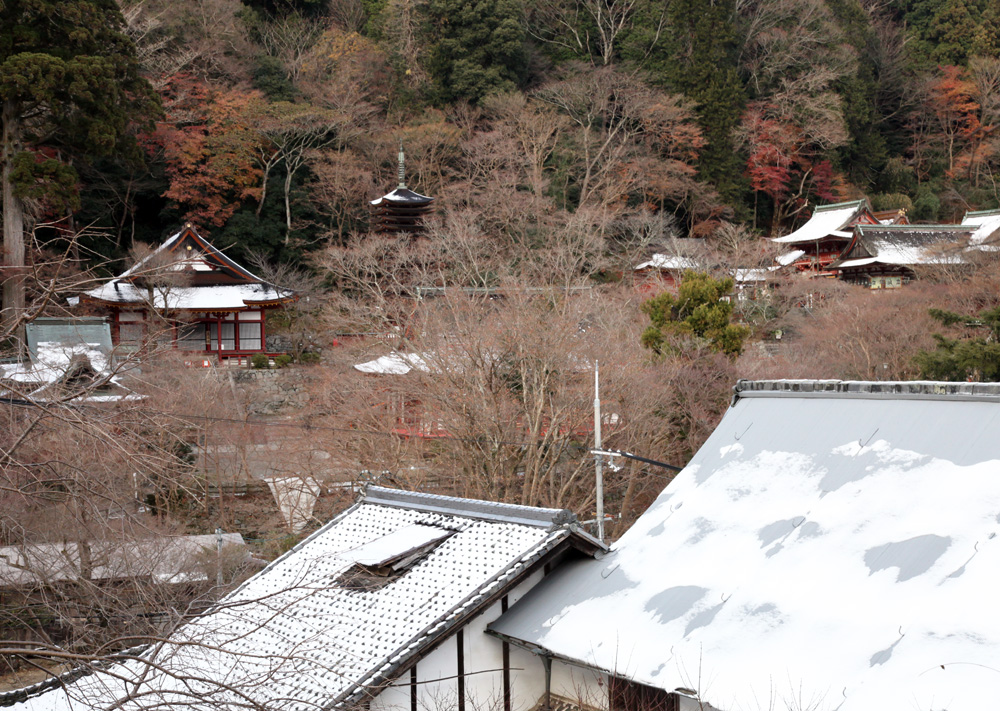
961;208;1000;248
832;224;974;288
80;225;295;365
369;145;434;234
770;199;908;274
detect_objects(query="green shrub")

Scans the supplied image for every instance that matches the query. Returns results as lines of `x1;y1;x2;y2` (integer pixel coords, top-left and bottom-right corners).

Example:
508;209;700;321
912;190;941;222
870;193;914;213
298;351;321;364
250;353;270;369
274;354;293;368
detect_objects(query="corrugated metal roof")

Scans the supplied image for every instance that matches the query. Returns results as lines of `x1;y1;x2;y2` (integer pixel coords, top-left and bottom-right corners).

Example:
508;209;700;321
490;379;1000;711
7;488;591;711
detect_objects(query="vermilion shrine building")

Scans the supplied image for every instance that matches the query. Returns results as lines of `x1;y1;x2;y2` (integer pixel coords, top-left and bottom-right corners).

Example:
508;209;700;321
80;225;295;365
769;199;901;274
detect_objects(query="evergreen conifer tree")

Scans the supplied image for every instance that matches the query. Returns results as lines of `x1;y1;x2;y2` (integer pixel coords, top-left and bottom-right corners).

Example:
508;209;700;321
0;0;159;340
661;0;746;207
423;0;527;104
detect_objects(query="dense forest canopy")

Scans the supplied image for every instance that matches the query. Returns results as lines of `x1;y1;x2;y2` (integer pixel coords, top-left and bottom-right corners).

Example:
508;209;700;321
0;0;997;280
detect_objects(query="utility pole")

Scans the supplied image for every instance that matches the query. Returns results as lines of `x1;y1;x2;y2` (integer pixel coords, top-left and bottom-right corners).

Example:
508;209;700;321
216;527;224;587
594;361;604;542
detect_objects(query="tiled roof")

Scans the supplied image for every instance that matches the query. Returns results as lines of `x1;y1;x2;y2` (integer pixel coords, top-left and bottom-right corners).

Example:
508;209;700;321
6;488;594;711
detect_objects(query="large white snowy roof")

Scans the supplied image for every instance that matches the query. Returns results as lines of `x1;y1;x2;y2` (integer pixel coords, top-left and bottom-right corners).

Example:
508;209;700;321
634;254;703;271
491;380;1000;711
962;209;1000;246
7;488;595;711
771;200;869;244
838;225;972;268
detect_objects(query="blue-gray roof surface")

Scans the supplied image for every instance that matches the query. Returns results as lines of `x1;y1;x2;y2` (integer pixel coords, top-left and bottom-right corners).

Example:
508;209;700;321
490;380;1000;711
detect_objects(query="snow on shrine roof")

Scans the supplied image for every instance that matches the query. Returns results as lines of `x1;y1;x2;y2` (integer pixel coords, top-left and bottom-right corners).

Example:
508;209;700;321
962;209;1000;246
771;199;869;244
0;342;137;403
732;266;778;282
491;379;1000;711
838;224;972;267
82;226;294;310
5;487;598;711
84;281;292;310
354;352;430;375
370;187;434;206
775;248;806;266
633;254;703;271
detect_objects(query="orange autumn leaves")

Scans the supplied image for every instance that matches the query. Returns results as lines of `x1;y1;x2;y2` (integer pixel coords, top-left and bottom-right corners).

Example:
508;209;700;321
149;75;267;228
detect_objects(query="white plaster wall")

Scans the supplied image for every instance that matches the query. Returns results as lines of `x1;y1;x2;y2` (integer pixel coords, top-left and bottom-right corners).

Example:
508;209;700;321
550;659;609;709
371;569;552;711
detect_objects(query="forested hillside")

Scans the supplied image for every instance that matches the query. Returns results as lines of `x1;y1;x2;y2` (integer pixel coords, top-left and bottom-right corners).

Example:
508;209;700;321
2;0;999;276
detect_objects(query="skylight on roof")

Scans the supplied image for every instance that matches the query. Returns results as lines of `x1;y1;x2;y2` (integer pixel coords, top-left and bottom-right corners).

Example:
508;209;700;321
338;523;454;590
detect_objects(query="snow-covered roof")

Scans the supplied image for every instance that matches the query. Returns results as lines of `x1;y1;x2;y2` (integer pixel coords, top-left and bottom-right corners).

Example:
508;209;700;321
491;379;1000;711
84;282;292;310
731;266;778;282
354;352;430;375
370;187;434;206
634;254;703;271
0;340;138;403
0;534;246;587
961;209;1000;246
771;199;870;244
838;224;972;268
775;248;806;266
7;487;600;711
81;226;294;311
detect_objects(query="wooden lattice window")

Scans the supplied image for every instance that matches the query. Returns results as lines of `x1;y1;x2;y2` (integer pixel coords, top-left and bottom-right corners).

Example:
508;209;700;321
609;677;677;711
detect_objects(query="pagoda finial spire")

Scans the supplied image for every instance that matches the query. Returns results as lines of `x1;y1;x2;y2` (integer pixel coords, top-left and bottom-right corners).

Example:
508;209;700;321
397;141;407;190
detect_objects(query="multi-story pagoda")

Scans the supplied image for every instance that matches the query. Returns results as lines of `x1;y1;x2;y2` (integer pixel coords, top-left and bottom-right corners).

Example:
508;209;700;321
369;145;434;234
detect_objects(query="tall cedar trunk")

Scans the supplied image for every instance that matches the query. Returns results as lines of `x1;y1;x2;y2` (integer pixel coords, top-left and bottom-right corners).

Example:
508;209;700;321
2;99;26;348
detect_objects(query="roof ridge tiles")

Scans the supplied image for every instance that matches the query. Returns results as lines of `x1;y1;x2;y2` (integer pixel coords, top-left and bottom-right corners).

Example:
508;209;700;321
812;198;868;212
856;223;972;232
733;379;1000;400
363;486;577;528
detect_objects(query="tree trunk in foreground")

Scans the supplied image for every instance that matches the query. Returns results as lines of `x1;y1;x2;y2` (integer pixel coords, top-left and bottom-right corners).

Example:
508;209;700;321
2;98;26;349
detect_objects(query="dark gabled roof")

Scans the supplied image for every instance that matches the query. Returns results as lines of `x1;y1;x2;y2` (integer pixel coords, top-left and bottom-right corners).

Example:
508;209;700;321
834;224;973;267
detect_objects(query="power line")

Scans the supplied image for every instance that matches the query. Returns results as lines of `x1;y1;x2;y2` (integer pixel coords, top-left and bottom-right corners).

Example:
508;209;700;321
1;396;685;480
